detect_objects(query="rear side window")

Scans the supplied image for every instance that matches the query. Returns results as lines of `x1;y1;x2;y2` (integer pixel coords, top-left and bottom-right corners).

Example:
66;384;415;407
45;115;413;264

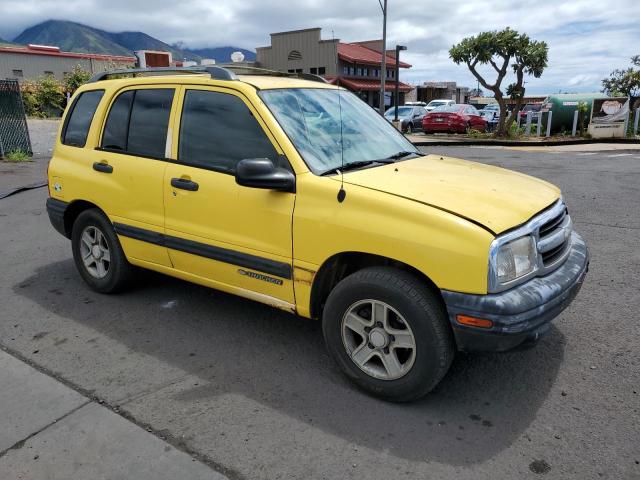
62;90;104;147
101;88;174;158
178;90;278;173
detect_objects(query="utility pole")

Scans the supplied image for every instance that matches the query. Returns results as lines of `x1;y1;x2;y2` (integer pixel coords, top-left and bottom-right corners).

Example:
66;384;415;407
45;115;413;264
378;0;387;115
393;45;407;122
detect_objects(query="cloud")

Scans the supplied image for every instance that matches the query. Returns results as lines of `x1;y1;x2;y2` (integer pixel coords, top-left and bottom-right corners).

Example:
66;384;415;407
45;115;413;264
0;0;637;94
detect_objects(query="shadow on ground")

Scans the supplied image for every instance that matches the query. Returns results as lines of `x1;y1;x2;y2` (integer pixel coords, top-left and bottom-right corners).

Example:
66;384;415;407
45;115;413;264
15;259;565;466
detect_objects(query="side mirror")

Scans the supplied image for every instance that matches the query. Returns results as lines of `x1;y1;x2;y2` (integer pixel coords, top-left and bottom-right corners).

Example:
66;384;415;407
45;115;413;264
235;158;295;193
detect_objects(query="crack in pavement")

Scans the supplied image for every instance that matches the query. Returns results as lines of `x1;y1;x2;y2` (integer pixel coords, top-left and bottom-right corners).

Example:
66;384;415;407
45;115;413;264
0;400;90;459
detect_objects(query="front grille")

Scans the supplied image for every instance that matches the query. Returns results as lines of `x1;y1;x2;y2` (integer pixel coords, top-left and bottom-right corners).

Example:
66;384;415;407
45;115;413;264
541;241;568;265
539;207;567;236
537;205;572;269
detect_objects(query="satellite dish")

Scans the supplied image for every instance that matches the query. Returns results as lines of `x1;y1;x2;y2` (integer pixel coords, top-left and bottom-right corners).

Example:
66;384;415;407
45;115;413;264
231;51;245;63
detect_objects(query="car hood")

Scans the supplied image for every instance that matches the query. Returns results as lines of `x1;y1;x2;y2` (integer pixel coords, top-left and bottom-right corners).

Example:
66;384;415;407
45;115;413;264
340;155;560;234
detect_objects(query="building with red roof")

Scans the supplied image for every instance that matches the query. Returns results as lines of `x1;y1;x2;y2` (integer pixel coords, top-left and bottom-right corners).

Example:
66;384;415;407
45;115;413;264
0;44;136;83
256;28;413;108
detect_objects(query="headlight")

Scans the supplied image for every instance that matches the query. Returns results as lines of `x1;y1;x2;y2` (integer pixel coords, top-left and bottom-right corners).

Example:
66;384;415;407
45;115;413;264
490;235;538;291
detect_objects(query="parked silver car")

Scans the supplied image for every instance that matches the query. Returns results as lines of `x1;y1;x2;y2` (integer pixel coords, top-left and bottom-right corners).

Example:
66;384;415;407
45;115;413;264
425;99;456;112
384;105;427;133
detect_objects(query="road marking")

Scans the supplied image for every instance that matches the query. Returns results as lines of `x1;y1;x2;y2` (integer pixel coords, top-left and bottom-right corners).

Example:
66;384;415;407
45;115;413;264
607;153;634;158
575;152;597;156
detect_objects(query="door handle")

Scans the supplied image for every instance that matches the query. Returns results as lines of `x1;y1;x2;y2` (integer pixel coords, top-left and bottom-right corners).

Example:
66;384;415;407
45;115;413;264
171;178;199;191
93;162;113;173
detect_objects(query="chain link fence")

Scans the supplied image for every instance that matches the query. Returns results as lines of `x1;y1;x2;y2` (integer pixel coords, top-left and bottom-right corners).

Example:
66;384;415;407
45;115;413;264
0;80;32;158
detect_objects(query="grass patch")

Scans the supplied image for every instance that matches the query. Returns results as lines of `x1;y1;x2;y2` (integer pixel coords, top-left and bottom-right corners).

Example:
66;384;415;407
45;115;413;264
4;149;32;163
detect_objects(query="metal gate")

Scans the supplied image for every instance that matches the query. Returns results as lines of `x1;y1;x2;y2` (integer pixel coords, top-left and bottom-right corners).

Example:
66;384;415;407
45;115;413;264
0;80;32;158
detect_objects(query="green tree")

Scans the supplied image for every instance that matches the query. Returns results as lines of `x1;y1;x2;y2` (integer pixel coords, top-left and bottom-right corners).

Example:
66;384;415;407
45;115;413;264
35;74;65;117
449;28;548;136
602;55;640;110
577;101;589;136
63;65;92;96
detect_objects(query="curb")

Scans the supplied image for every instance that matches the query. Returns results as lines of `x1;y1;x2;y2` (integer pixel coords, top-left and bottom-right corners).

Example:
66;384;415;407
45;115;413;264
410;138;640;147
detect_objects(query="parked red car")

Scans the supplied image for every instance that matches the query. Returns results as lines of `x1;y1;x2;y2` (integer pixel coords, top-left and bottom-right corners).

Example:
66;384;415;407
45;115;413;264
519;103;542;123
423;104;487;134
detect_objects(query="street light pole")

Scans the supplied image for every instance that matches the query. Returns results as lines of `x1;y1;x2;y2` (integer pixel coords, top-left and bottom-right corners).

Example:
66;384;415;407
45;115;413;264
378;0;387;115
393;45;407;122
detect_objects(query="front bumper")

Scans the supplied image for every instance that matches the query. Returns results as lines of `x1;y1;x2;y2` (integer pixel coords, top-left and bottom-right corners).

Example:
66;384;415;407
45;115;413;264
442;231;589;352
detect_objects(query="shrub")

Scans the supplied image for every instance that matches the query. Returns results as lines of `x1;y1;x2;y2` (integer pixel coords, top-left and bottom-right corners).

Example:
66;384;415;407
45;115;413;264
20;75;65;118
20;80;40;117
63;65;91;96
4;149;31;162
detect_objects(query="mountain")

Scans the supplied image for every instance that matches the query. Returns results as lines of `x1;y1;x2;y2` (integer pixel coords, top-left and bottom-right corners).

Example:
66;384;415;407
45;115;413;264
13;20;199;60
0;36;20;47
12;20;257;64
186;46;256;63
14;21;132;56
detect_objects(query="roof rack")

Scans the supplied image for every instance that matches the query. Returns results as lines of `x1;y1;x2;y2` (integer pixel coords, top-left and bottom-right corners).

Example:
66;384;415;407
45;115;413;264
88;66;238;83
222;66;329;84
88;65;329;84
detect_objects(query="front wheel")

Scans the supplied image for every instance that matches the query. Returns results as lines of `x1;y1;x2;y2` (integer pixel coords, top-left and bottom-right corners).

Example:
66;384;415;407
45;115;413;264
322;267;454;402
405;123;413;134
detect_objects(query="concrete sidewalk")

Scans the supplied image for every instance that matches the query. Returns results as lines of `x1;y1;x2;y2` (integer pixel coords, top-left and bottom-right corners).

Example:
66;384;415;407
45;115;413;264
0;348;227;480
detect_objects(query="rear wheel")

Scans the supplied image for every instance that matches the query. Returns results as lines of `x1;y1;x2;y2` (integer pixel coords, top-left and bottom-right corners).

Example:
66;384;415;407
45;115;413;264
71;209;133;293
322;267;454;402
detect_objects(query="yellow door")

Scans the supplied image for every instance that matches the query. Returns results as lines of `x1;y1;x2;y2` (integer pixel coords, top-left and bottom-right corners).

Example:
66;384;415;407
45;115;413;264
163;86;296;305
87;85;178;266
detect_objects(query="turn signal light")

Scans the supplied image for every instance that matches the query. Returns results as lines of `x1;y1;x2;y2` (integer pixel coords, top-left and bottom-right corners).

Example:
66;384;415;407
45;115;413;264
457;315;493;329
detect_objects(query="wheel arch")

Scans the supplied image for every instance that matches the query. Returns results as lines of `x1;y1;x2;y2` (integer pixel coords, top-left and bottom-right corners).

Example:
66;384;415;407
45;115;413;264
62;199;104;238
309;251;442;320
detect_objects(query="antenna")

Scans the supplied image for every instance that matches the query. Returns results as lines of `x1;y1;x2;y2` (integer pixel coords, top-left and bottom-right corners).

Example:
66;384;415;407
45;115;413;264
332;30;346;203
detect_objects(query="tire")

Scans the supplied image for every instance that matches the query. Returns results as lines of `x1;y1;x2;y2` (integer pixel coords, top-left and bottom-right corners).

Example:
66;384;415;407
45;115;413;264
405;123;413;134
71;208;133;293
322;267;454;402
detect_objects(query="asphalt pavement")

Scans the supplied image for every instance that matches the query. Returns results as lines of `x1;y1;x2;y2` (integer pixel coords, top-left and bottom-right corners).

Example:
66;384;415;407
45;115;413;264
0;143;639;479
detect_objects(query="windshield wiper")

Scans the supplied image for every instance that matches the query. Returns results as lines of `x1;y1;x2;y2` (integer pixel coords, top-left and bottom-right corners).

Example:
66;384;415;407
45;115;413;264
384;150;421;160
319;159;395;176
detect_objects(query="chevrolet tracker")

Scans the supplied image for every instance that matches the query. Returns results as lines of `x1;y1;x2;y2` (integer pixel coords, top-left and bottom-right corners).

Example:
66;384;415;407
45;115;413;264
46;66;589;401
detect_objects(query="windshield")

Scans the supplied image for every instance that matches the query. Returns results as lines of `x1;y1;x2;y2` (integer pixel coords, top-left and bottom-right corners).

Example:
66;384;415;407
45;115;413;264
428;101;447;107
260;88;419;175
385;106;413;117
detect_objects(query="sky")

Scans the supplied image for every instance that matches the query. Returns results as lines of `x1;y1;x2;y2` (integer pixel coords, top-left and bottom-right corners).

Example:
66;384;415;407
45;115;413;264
1;0;638;95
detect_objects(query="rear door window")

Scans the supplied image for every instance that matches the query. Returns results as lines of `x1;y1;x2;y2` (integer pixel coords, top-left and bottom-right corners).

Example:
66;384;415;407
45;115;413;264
101;88;174;158
62;90;104;147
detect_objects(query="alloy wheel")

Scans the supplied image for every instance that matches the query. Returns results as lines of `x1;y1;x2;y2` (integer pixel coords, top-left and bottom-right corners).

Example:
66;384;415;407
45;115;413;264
79;225;111;279
341;299;417;380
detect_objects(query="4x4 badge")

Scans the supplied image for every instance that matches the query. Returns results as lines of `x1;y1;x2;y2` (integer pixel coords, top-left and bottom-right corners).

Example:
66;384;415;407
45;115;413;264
237;269;283;285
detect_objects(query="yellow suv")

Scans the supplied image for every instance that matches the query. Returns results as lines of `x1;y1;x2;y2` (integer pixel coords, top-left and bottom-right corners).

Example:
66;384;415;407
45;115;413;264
46;66;589;401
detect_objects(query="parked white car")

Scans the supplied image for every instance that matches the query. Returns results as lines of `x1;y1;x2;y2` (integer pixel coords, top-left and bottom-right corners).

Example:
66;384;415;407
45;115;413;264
425;99;456;112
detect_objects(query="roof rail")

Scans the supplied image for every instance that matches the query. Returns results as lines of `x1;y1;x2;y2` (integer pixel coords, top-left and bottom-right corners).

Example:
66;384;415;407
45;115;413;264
87;65;329;85
88;66;238;83
221;66;329;84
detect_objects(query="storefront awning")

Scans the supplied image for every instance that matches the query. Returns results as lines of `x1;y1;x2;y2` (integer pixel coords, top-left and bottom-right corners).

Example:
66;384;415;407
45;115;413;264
326;76;413;93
